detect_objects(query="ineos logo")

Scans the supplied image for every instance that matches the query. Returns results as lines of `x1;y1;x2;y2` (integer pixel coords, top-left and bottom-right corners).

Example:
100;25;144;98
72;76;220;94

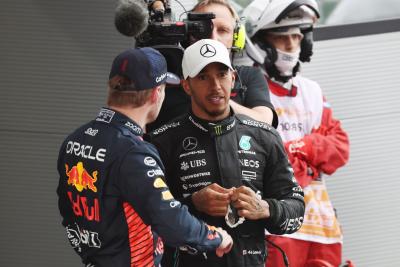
182;137;198;151
200;44;216;58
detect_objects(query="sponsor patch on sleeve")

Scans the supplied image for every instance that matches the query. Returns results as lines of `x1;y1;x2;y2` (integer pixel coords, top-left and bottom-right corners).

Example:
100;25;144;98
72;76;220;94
162;190;174;200
154;178;167;188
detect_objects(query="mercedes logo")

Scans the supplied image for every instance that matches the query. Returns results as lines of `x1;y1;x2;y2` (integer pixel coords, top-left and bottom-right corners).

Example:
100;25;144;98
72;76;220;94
200;44;216;58
182;137;198;151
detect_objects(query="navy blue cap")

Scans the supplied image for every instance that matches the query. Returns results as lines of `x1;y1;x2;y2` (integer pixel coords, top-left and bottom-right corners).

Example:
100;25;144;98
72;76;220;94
109;47;180;91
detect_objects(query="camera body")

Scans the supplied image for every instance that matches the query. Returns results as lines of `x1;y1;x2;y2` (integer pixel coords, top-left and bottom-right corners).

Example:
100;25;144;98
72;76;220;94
136;0;215;76
137;9;215;47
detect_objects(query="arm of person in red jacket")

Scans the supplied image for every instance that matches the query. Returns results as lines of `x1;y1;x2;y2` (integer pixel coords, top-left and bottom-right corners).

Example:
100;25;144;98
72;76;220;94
284;97;350;188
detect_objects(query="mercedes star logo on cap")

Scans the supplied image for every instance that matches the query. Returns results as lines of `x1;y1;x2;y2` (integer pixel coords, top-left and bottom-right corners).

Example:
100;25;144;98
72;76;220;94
182;137;198;151
200;44;216;58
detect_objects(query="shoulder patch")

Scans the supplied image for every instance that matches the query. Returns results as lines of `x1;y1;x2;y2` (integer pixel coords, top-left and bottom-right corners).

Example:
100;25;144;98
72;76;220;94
151;121;181;136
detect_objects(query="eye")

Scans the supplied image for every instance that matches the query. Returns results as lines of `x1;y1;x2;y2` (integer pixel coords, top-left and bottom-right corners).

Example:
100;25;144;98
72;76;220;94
294;34;303;41
217;27;231;34
218;70;229;78
197;74;207;81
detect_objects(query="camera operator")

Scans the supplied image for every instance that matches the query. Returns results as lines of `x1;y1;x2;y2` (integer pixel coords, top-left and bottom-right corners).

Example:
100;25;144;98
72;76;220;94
146;0;277;131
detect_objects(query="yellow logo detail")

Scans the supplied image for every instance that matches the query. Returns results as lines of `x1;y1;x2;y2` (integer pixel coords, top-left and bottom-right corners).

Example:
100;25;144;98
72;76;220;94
154;178;167;188
162;190;174;200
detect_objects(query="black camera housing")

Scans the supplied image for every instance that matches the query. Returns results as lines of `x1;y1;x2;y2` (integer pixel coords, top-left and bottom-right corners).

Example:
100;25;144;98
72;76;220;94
136;11;214;46
136;1;215;77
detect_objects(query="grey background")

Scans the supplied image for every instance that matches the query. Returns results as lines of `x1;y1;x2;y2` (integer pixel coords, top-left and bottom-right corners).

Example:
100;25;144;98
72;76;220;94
1;0;130;266
302;31;400;267
1;0;399;266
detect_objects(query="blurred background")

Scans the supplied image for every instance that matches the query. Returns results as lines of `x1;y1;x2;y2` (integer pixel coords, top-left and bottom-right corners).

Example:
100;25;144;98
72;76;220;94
1;0;399;266
174;0;400;25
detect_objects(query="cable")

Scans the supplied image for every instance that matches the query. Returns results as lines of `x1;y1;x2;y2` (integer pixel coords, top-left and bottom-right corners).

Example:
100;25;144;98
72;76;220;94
172;0;188;21
173;248;180;267
266;238;289;267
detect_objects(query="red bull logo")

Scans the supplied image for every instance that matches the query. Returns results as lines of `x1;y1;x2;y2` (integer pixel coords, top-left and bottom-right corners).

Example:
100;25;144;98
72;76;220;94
206;224;219;240
65;162;98;192
68;191;100;222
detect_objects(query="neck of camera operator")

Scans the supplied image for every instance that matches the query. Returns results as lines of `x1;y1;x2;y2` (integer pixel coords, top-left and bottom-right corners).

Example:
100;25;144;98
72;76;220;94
192;2;237;52
181;39;235;122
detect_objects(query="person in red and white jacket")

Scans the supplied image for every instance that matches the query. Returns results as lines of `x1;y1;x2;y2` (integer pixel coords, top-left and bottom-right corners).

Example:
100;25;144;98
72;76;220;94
243;0;350;266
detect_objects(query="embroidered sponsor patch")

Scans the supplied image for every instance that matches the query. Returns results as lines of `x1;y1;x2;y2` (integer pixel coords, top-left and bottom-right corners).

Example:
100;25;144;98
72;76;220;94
144;156;157;166
65;162;98;192
96;108;115;123
162;190;174;200
239;135;251;150
154;178;167;188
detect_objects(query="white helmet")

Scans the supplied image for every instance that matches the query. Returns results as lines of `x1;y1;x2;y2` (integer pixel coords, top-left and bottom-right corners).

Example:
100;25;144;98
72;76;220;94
243;0;319;38
242;0;320;81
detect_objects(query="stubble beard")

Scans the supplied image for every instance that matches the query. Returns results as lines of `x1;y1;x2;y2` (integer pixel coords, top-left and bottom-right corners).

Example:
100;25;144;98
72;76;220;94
193;97;228;120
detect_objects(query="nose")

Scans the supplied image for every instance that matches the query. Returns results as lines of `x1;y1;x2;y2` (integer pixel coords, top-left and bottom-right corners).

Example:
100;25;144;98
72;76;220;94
285;36;298;52
209;75;222;92
286;38;294;51
210;28;219;42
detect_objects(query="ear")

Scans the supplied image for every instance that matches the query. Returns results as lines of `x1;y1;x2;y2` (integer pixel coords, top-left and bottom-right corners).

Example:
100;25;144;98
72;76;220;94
181;80;192;96
150;87;159;103
231;70;236;88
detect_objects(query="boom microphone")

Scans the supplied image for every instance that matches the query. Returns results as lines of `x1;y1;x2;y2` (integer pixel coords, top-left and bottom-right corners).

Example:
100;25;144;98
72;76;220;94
115;0;149;37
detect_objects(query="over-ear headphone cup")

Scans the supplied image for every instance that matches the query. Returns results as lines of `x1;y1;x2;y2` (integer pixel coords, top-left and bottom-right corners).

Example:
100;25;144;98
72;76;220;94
300;30;314;62
233;23;246;51
264;46;276;69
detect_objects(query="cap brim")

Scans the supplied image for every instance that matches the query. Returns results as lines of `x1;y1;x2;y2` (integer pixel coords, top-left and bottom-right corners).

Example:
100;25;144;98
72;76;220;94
165;72;181;85
187;60;233;79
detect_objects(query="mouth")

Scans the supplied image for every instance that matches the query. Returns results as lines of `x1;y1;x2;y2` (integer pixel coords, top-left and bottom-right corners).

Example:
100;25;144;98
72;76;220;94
207;95;225;105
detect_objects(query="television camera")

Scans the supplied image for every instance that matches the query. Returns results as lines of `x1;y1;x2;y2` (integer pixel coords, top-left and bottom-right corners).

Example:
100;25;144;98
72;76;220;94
115;0;215;76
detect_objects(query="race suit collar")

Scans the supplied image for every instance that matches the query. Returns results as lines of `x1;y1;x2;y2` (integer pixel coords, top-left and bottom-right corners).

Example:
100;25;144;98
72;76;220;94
188;108;236;137
96;107;144;136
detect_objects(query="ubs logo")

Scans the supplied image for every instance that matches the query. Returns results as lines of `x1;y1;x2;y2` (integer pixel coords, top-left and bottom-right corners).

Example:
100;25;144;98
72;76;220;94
182;137;198;151
200;44;216;58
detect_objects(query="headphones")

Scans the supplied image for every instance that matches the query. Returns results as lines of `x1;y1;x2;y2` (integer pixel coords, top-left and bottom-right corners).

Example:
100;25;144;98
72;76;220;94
299;26;314;62
232;18;246;52
181;18;245;52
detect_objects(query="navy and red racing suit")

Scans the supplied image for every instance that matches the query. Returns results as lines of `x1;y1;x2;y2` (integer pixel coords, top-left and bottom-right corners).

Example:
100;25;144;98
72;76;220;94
57;108;223;267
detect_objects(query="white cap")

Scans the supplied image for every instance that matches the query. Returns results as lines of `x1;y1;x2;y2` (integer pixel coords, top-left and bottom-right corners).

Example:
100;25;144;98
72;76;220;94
182;39;233;79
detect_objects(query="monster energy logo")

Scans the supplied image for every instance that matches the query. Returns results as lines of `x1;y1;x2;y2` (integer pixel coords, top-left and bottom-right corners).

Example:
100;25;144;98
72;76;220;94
214;125;223;135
